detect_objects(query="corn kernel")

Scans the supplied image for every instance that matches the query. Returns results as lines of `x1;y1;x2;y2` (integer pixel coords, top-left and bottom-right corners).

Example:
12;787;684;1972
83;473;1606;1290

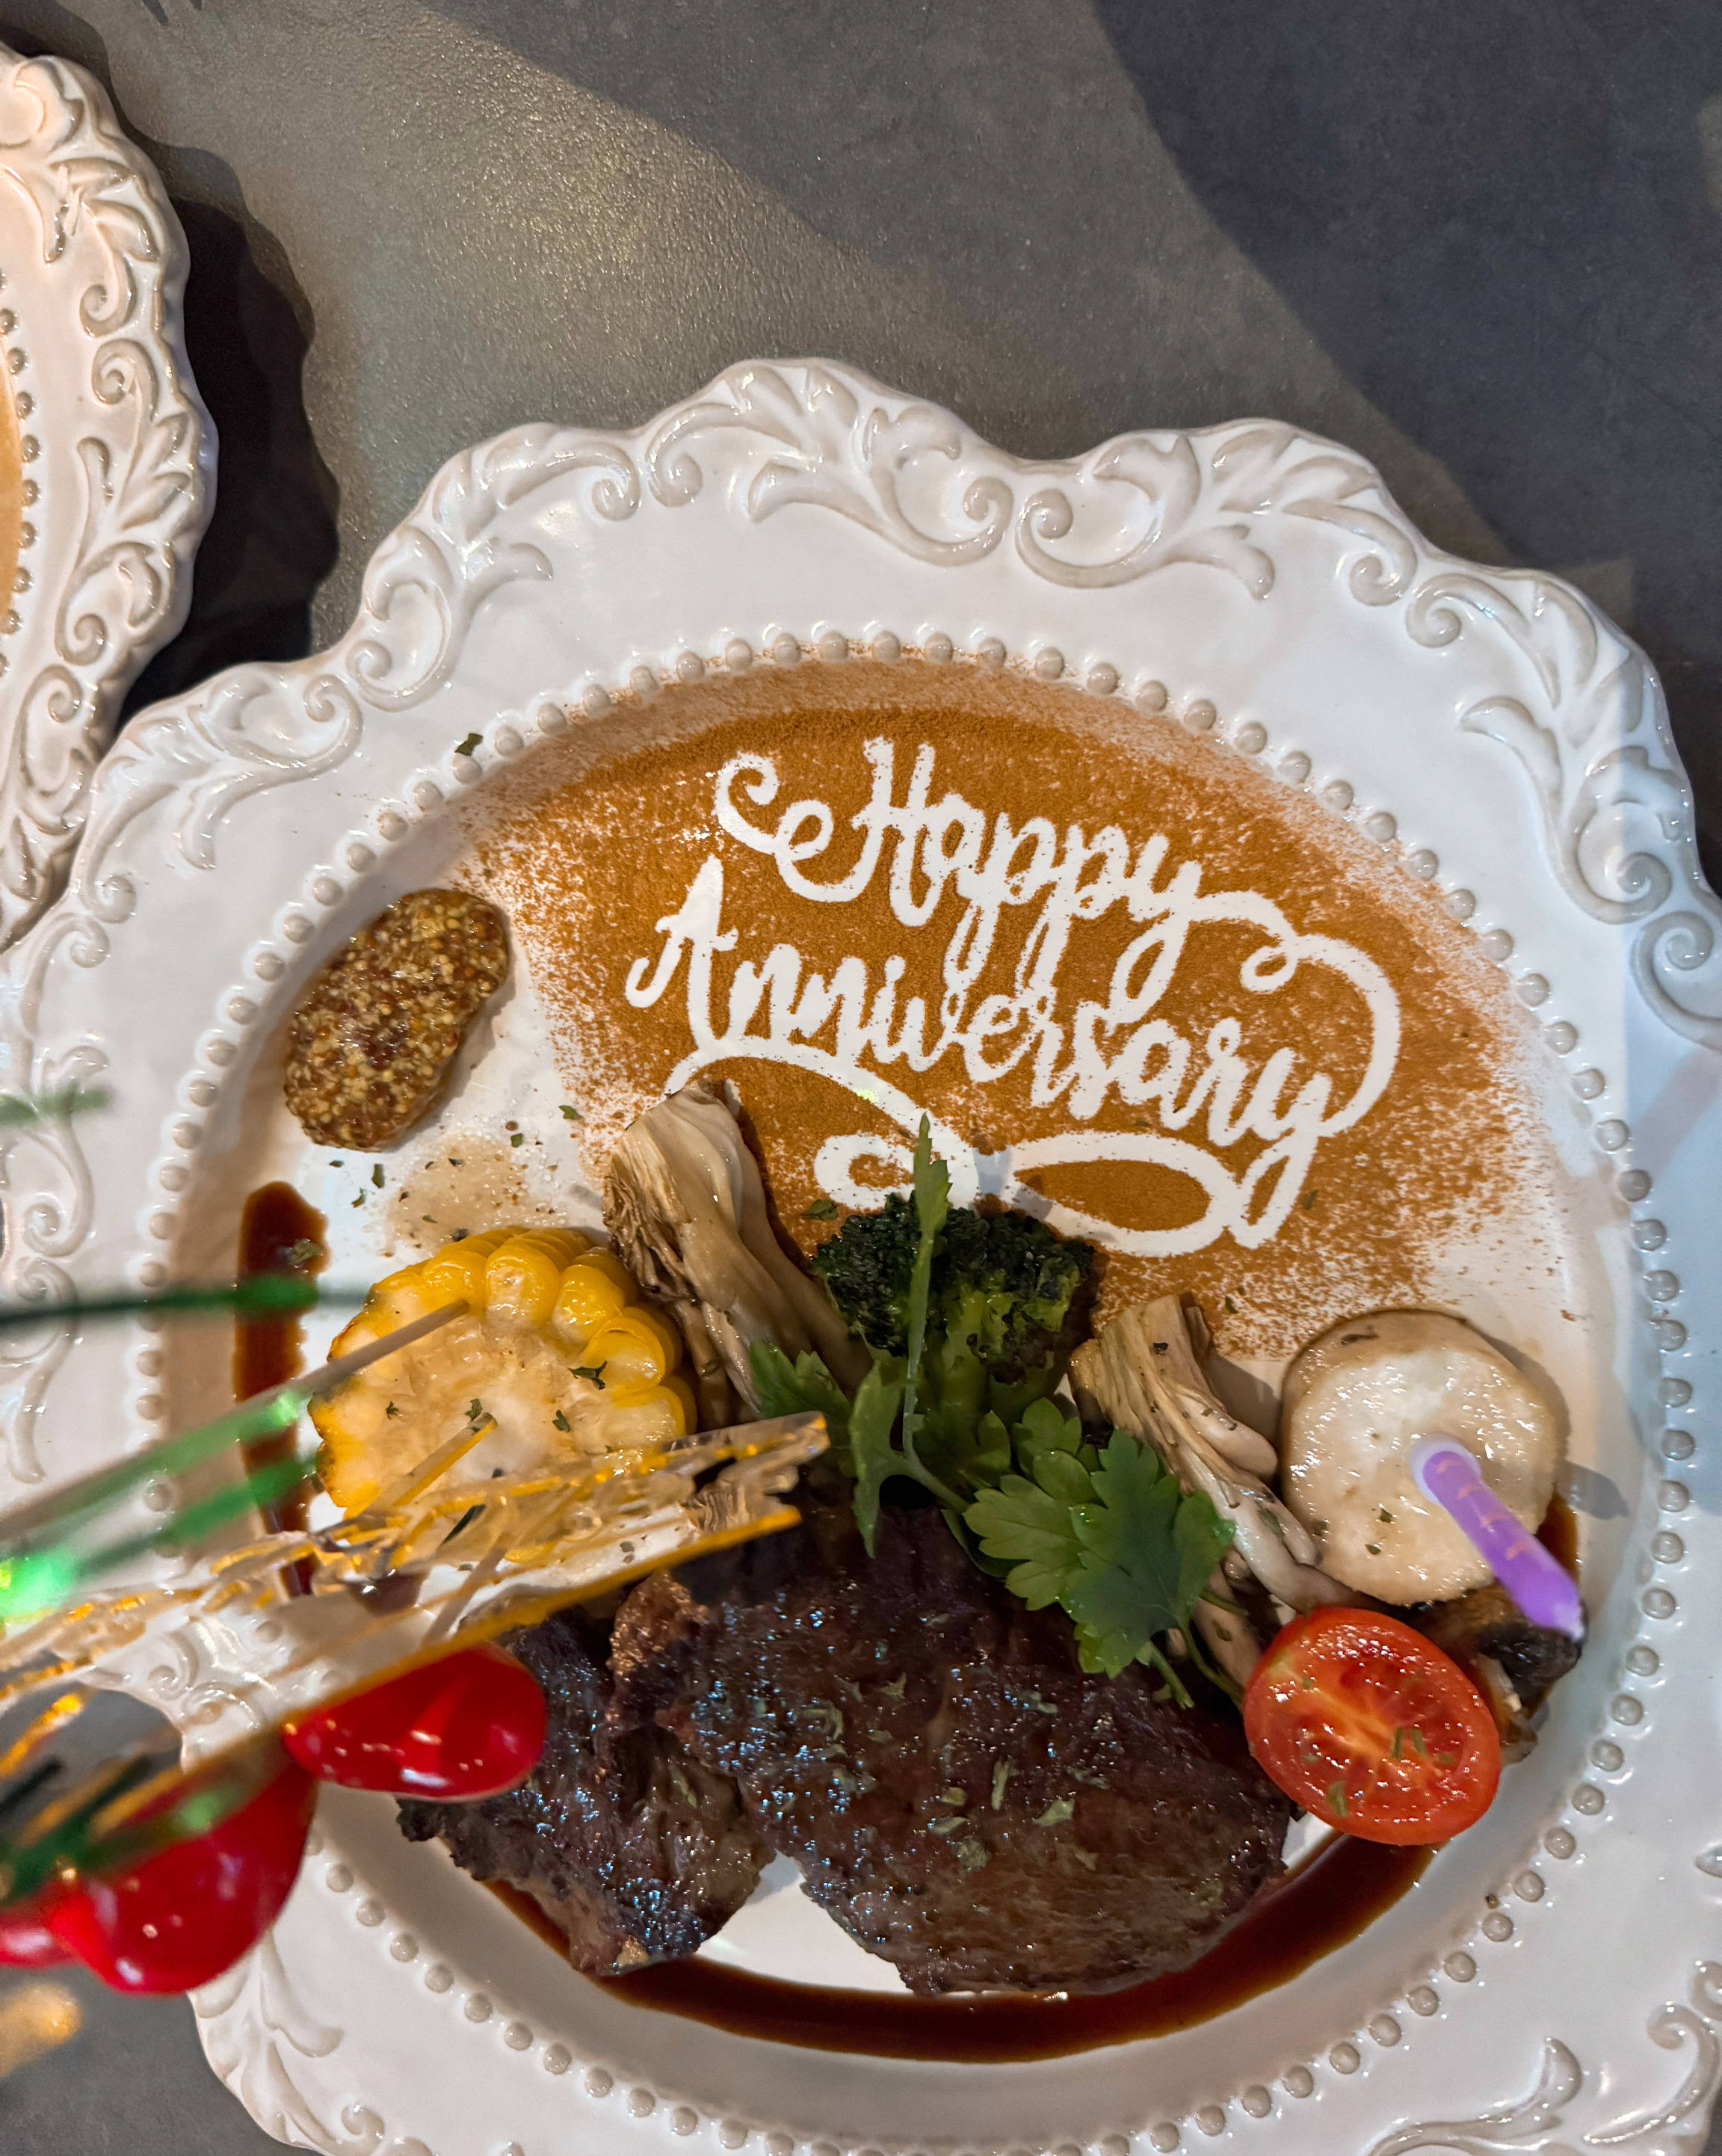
599;1388;688;1448
575;1248;635;1299
658;1373;696;1434
552;1260;630;1345
627;1303;682;1370
422;1229;518;1311
582;1310;673;1399
486;1231;590;1325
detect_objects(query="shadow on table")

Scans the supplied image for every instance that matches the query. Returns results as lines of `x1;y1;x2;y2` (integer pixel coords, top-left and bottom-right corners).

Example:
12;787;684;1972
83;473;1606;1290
0;7;339;720
1093;0;1722;886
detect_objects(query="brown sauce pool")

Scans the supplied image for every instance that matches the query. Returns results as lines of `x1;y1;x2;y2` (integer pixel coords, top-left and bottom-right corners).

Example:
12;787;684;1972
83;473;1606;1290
490;1835;1431;2061
235;1183;327;1534
1538;1494;1578;1576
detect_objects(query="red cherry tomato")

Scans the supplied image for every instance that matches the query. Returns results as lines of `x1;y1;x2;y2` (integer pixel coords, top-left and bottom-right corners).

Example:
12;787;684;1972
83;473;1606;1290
1244;1607;1502;1845
49;1754;315;1994
281;1643;546;1799
0;1889;71;1967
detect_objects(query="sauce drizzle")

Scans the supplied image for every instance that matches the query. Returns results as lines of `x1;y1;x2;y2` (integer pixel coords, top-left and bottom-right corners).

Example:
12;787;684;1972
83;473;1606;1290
234;1182;327;1535
490;1835;1430;2061
1537;1494;1578;1577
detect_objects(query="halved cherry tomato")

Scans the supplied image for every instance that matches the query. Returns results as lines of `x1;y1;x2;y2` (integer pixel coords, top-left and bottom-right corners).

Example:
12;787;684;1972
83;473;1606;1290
282;1642;546;1799
1244;1607;1502;1845
49;1754;316;1994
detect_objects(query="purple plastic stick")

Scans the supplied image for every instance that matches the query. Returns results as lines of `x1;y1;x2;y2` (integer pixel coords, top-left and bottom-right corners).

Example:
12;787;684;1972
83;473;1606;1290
1409;1435;1584;1639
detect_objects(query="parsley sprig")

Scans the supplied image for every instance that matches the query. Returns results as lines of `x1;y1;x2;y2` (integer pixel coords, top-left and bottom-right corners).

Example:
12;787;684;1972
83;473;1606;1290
750;1118;1235;1701
966;1407;1235;1705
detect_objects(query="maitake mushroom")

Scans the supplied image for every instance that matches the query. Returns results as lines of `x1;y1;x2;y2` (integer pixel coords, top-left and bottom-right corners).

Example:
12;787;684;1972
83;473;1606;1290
603;1081;870;1425
1070;1296;1351;1689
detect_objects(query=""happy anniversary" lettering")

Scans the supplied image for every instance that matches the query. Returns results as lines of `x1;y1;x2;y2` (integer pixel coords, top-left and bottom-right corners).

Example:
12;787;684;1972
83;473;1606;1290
624;742;1400;1257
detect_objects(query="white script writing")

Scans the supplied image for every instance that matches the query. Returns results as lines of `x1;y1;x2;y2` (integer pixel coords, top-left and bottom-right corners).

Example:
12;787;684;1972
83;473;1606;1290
624;742;1400;1256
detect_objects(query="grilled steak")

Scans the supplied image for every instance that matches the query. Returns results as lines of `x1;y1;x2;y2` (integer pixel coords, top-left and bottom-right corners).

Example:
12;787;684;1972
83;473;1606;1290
397;1607;765;1974
610;1494;1294;1995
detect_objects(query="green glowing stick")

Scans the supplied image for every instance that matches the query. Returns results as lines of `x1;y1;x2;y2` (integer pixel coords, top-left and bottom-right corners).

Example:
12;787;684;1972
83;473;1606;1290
0;1086;111;1128
0;1275;366;1336
0;1302;466;1624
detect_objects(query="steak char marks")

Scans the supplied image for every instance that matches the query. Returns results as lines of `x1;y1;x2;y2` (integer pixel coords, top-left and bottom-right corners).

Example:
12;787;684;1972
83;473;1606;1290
398;1607;765;1975
612;1495;1293;1995
404;1493;1294;1995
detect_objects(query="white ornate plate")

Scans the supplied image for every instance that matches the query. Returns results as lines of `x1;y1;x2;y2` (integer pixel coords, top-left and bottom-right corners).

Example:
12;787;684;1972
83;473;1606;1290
0;363;1717;2156
0;41;213;947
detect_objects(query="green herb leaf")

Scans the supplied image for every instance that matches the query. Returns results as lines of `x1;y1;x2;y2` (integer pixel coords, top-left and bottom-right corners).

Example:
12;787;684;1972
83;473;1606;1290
898;1118;952;1494
455;732;482;757
552;1409;571;1432
849;1357;908;1554
371;1164;384;1188
570;1364;608;1390
559;1104;581;1121
801;1197;839;1220
510;1132;525;1148
1062;1434;1233;1691
965;1470;1087;1610
749;1340;852;1444
385;1400;401;1420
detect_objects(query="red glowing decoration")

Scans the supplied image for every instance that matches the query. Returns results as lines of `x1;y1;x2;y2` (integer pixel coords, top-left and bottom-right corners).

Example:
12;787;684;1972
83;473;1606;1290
282;1643;547;1799
48;1755;316;1995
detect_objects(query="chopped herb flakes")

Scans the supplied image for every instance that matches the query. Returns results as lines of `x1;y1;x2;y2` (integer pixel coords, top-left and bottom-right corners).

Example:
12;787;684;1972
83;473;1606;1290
510;1132;525;1147
385;1401;401;1419
801;1197;839;1220
954;1838;989;1872
455;732;483;757
559;1104;581;1121
283;1238;321;1266
552;1409;570;1432
371;1164;384;1188
571;1363;608;1389
1034;1797;1075;1827
990;1761;1014;1810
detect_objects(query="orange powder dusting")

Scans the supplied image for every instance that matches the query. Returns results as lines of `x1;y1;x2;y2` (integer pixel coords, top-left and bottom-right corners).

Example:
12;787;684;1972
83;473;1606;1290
472;663;1552;1361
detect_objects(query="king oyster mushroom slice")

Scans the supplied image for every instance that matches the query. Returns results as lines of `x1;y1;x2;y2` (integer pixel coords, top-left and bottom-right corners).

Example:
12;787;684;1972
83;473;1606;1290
604;1080;871;1420
1280;1310;1561;1604
1071;1297;1351;1687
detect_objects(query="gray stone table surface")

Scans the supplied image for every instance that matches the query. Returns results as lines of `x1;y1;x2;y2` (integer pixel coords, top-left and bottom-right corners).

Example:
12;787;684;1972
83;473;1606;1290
0;1;1718;2149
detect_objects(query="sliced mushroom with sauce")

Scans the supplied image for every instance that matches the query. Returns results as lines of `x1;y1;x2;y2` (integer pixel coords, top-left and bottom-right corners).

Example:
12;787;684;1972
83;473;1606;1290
1281;1310;1561;1604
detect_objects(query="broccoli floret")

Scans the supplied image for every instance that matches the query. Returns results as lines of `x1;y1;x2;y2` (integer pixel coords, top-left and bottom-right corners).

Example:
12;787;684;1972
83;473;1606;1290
809;1192;921;1354
933;1207;1093;1380
812;1197;1093;1382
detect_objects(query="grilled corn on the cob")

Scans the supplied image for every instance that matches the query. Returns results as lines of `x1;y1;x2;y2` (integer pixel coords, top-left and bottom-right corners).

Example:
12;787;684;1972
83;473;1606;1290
311;1227;693;1513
